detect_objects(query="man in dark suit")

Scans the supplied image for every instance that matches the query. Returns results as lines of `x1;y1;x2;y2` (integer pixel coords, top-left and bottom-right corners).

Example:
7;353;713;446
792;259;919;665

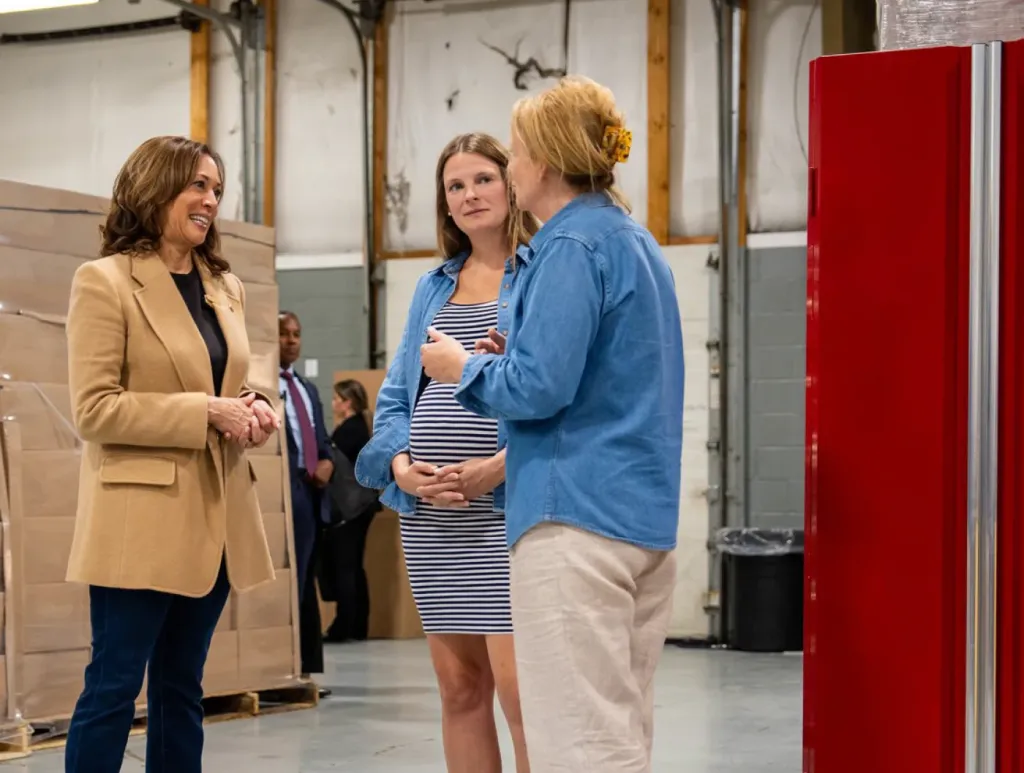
278;310;333;691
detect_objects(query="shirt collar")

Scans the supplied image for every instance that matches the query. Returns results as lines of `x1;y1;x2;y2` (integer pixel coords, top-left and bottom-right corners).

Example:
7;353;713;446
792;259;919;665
432;245;533;278
525;191;615;258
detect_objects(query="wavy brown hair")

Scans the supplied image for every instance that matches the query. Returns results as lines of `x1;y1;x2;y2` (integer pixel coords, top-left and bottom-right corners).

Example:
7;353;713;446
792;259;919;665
101;136;230;275
435;132;540;259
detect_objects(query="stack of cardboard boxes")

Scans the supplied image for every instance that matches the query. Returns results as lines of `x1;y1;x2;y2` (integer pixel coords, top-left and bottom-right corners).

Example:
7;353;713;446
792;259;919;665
0;179;301;741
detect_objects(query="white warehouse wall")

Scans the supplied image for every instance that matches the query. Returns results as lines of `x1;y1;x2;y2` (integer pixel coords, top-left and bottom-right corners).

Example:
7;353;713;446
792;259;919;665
0;0;821;245
0;0;190;197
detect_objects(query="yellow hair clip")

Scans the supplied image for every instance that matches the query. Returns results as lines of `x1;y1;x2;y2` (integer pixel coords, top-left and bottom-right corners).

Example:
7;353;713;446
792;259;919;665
602;126;632;164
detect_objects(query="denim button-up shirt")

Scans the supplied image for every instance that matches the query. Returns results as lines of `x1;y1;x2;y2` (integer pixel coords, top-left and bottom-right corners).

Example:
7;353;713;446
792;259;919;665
354;249;529;515
454;193;685;551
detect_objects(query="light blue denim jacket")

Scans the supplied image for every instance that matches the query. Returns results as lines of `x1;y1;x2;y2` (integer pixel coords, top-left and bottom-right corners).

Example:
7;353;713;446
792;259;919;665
454;192;685;551
354;248;529;515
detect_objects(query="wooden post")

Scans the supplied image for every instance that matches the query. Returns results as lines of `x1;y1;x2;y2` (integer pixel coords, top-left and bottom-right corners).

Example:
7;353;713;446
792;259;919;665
189;0;211;144
371;11;390;261
822;0;877;55
647;0;671;245
262;0;277;227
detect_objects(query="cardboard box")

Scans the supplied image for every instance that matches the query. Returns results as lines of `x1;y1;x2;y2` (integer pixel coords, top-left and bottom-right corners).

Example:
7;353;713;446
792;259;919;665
0;246;84;318
0;383;76;452
242;282;279;345
235;574;292;631
0;313;69;385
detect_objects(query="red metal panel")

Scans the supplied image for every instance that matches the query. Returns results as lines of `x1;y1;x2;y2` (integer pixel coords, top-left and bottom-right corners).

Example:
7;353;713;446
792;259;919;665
997;38;1024;773
805;47;971;773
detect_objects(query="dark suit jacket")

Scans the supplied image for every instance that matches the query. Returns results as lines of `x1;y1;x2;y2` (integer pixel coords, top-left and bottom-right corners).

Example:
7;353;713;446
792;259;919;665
282;373;333;522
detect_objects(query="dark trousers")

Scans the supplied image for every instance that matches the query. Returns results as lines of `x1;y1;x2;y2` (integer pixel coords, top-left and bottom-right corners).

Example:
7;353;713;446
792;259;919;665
290;474;318;600
291;473;324;675
64;560;230;773
320;511;376;641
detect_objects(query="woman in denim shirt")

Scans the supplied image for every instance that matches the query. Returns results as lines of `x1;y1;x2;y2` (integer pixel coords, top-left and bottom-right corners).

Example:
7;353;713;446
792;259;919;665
356;133;539;773
421;78;685;773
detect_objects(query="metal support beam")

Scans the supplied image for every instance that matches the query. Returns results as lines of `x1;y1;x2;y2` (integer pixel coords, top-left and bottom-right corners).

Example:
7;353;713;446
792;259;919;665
966;39;1001;773
159;0;267;224
705;0;750;639
317;0;388;369
713;0;750;531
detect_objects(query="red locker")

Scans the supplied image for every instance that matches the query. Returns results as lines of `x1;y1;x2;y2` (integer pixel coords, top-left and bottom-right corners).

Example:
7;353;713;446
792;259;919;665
806;36;1024;773
802;37;1024;773
804;45;974;773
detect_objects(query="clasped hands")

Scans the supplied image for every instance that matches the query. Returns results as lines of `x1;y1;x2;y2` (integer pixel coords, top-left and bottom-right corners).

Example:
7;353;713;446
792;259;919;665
207;393;281;449
393;453;503;508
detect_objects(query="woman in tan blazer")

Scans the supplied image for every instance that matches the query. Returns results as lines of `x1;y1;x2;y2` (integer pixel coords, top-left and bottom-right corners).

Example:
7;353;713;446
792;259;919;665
62;135;280;773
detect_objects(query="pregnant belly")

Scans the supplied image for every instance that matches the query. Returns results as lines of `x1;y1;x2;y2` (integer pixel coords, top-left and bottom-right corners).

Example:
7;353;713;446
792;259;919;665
410;384;498;467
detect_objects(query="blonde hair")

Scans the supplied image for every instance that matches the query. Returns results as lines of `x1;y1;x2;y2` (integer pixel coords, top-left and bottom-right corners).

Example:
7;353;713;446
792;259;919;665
435;132;541;259
511;75;631;212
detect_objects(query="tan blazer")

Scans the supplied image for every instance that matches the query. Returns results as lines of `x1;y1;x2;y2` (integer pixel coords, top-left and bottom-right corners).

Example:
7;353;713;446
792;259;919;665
65;252;276;597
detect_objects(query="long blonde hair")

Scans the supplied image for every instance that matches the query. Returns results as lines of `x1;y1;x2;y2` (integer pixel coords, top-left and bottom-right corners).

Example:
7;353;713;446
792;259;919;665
511;75;631;212
435;132;541;259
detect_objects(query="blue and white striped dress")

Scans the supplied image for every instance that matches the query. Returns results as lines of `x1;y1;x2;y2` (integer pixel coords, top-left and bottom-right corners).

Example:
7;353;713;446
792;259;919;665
405;299;512;634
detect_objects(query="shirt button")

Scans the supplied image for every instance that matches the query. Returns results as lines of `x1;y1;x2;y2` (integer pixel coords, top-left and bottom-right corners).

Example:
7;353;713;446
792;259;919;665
502;302;508;308
502;330;509;335
504;284;510;289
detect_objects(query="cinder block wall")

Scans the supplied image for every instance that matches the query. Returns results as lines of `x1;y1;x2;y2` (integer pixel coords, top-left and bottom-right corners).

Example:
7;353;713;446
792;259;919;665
746;246;807;530
277;267;369;406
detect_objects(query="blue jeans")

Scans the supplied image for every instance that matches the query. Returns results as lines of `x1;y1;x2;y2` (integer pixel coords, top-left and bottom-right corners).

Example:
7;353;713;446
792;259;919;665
64;560;231;773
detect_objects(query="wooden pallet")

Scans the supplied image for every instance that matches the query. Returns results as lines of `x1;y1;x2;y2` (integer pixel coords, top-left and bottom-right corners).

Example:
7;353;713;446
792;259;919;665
0;683;318;759
0;713;147;762
203;682;320;723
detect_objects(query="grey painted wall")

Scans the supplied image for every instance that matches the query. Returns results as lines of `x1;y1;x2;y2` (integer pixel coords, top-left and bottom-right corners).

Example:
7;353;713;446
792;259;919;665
745;246;807;530
277;266;369;415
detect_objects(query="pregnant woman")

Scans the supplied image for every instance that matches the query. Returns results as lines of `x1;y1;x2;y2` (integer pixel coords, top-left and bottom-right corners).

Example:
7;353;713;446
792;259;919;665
356;132;538;773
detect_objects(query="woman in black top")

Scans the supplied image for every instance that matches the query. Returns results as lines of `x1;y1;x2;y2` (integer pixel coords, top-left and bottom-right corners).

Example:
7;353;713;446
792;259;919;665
331;380;373;465
321;379;377;641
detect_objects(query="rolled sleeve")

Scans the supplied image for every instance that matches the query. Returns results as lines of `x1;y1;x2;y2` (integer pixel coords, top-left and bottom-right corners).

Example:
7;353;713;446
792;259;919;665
354;416;410;490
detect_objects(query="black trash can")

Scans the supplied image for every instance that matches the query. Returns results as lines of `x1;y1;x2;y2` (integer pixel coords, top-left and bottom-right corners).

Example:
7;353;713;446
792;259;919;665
715;527;804;653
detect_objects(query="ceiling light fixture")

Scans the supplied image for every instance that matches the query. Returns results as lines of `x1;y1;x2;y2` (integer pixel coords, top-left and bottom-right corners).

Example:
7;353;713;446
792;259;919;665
0;0;100;14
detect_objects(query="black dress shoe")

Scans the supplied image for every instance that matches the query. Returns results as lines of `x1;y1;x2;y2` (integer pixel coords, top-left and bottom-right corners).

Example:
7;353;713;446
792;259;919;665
318;687;332;699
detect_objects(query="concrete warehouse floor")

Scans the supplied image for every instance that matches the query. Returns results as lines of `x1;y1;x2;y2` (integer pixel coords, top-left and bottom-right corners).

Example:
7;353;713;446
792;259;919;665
2;639;802;771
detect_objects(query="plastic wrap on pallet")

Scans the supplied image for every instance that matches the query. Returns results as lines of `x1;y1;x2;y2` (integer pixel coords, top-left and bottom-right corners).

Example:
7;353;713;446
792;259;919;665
713;527;805;557
0;381;95;742
878;0;1024;50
